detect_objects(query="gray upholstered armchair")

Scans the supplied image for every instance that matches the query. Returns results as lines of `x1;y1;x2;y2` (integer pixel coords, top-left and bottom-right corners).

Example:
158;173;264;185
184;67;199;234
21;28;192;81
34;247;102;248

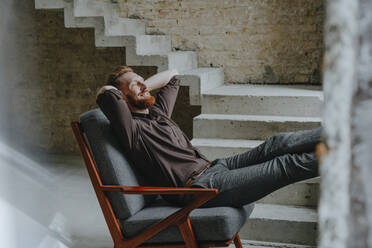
71;109;255;248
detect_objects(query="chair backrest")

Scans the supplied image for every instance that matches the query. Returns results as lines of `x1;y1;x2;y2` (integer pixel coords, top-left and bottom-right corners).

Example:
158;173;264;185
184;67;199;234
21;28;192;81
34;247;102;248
80;108;155;220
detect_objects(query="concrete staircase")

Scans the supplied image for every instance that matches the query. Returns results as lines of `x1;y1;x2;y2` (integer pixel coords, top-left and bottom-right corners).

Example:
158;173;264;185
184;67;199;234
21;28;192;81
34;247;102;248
35;0;225;106
191;84;322;246
35;0;323;246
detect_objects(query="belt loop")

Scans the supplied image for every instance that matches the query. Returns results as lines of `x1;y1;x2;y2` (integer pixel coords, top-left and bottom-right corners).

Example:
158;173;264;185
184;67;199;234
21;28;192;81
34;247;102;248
210;159;218;167
185;162;212;187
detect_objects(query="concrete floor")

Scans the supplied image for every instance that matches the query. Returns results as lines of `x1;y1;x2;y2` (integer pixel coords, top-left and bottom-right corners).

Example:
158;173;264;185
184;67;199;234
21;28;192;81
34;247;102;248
0;144;317;248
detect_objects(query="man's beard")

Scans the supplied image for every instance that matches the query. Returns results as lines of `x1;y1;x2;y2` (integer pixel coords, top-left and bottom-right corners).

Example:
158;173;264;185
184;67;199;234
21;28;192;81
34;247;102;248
126;92;156;110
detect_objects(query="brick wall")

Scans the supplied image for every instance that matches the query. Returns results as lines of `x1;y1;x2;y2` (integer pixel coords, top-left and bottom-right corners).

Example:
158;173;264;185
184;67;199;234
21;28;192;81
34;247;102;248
119;0;324;84
0;0;198;154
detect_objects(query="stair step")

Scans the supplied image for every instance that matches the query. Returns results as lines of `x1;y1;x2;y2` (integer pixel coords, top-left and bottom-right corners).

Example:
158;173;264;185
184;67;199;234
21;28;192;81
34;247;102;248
182;67;225;93
167;51;198;72
191;138;263;159
35;0;65;9
74;0;112;17
191;138;263;148
178;67;225;105
193;114;321;140
95;21;136;47
136;35;172;55
257;178;319;207
64;1;146;37
205;84;323;97
240;204;318;246
202;84;323;117
73;0;146;36
104;16;146;36
126;51;197;72
237;239;315;248
64;2;99;28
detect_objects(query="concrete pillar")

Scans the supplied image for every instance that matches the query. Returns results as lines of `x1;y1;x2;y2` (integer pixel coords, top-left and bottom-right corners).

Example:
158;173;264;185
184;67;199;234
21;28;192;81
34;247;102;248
319;0;372;247
348;0;372;246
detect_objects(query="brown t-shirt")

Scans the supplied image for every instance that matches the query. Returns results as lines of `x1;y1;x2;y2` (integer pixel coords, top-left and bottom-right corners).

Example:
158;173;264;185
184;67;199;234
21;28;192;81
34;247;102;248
96;75;212;188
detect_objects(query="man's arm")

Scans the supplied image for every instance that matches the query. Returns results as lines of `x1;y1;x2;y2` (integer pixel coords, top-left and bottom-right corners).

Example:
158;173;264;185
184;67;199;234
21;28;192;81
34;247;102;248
151;71;181;118
144;69;179;91
96;86;135;149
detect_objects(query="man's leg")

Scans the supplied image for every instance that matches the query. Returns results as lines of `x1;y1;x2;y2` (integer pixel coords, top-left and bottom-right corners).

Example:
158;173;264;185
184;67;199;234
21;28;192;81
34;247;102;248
193;151;319;208
222;126;322;169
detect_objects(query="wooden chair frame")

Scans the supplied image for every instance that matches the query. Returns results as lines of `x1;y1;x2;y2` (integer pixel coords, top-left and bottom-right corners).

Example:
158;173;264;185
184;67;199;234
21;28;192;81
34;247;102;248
71;121;243;248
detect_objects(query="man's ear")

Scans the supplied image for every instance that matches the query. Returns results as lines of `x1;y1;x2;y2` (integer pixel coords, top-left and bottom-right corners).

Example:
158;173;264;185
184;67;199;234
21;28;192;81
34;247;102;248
117;83;128;99
120;91;129;103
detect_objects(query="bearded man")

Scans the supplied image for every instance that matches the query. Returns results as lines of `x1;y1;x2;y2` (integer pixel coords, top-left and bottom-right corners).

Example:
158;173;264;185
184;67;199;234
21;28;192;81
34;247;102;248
96;66;321;207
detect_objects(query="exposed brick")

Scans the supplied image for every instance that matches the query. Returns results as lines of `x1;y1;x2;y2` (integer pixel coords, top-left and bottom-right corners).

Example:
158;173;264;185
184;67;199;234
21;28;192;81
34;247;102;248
119;0;324;84
1;0;197;154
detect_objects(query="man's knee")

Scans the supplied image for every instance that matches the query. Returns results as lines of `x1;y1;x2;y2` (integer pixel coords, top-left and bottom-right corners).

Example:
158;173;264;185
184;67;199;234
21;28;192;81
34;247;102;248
268;131;292;147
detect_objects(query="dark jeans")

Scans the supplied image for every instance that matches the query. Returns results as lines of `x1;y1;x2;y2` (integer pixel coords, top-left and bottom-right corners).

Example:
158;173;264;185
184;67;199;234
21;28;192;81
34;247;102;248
180;126;322;208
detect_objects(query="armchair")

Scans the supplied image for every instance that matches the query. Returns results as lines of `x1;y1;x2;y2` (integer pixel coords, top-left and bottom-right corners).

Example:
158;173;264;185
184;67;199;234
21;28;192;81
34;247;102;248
71;109;254;248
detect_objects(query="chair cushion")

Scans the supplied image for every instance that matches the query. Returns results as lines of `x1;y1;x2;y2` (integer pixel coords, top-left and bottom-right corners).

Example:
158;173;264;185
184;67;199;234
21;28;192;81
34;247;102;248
120;199;255;243
80;109;155;220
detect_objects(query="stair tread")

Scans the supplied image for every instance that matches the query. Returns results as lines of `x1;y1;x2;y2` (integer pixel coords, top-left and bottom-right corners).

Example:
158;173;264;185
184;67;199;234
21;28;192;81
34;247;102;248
105;16;144;23
239;240;316;248
195;113;322;122
167;50;196;56
191;138;264;147
205;84;323;98
251;203;317;223
182;67;224;75
138;34;169;38
35;0;65;9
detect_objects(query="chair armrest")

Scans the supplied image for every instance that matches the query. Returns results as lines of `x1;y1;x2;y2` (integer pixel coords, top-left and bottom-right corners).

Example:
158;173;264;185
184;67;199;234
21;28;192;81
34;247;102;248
100;185;218;195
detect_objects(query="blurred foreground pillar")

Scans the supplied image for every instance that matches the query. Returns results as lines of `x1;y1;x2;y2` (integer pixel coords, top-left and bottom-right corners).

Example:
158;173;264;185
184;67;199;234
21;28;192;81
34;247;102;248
319;0;372;247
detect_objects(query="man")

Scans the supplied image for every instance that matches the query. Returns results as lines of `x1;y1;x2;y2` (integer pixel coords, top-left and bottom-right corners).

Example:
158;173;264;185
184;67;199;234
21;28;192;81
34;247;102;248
96;66;321;208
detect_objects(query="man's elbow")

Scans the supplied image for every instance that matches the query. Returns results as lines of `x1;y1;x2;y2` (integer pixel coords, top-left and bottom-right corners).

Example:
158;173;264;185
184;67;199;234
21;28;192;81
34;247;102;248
161;70;180;88
171;69;179;77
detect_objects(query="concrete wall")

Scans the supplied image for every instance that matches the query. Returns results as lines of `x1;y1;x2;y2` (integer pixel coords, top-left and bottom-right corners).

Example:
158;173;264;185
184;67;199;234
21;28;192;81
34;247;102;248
119;0;325;84
0;0;198;154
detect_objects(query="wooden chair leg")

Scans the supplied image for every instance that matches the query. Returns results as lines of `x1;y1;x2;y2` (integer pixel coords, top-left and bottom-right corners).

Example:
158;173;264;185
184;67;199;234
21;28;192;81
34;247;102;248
233;234;243;248
178;217;198;248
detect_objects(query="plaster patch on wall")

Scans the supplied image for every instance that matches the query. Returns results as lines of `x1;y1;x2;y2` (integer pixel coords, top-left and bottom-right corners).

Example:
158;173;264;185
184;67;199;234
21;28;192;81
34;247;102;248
262;65;278;83
311;68;321;84
174;38;201;52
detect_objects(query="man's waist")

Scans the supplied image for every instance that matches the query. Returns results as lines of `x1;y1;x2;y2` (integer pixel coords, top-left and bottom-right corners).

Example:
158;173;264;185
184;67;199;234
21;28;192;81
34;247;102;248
184;159;217;187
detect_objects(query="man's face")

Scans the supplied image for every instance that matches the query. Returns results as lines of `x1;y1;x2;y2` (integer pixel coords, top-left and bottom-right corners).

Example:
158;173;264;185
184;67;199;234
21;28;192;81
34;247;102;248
117;72;155;110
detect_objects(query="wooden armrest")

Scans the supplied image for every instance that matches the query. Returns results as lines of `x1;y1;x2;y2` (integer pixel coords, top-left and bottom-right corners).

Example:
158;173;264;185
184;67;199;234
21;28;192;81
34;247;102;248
100;185;218;195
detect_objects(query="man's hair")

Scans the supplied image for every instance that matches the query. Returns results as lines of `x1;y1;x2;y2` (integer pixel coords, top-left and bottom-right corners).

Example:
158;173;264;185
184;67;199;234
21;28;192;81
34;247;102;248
107;66;134;88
